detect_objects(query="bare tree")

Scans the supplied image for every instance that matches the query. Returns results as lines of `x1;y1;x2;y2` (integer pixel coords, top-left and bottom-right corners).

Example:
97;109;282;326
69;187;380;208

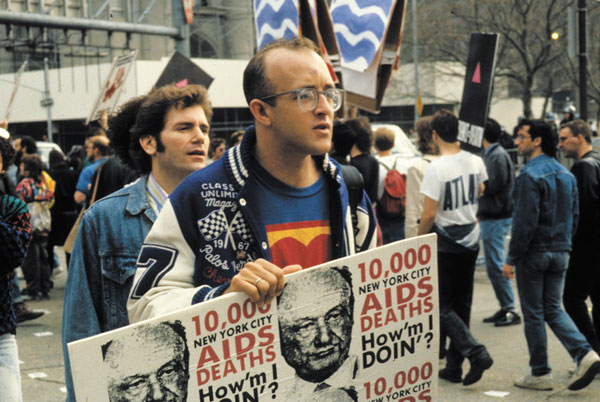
405;0;570;118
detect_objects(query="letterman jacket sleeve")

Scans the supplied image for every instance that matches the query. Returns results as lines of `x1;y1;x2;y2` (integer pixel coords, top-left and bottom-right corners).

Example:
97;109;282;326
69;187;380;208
127;199;229;322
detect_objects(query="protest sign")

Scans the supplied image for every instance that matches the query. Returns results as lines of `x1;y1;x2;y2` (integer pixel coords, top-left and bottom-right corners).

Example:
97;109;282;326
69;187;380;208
155;51;214;89
86;50;137;125
254;0;300;50
298;0;341;84
68;234;438;402
331;0;407;114
457;33;499;151
5;60;28;120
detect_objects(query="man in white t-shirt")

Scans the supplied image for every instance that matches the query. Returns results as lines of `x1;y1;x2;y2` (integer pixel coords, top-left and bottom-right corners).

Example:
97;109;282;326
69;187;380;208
418;110;492;386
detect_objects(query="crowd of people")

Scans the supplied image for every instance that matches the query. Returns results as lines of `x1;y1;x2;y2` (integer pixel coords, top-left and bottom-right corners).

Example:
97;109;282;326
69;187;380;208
1;35;599;400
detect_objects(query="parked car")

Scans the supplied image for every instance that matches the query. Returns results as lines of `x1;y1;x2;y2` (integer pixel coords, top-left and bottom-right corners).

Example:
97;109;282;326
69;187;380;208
371;124;421;161
36;141;63;167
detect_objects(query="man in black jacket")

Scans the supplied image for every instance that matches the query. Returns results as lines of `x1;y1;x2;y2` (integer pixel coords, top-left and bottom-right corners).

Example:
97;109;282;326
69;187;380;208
478;118;520;327
559;119;600;353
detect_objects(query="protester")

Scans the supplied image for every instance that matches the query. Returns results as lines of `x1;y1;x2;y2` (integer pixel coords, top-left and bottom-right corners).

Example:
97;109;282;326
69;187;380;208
348;119;379;204
230;130;244;147
374;126;410;243
558;120;600;354
405;116;439;239
0;129;31;401
502;119;600;391
127;37;376;322
47;150;79;268
207;137;226;164
73;135;109;204
16;154;54;300
62;84;212;402
418;110;492;386
478;118;520;327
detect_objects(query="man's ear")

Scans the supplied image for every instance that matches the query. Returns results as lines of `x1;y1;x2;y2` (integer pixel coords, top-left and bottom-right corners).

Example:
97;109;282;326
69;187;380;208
249;99;272;127
532;136;542;147
139;135;157;156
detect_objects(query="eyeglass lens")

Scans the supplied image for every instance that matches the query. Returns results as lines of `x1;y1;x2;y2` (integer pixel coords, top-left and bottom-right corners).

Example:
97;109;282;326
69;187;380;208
298;88;342;111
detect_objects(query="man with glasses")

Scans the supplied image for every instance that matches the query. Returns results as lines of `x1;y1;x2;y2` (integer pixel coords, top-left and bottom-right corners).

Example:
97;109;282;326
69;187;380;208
558;120;600;355
127;37;377;322
502;119;600;391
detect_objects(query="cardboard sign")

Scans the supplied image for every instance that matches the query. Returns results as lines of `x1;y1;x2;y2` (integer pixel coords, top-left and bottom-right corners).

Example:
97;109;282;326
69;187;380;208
68;235;439;402
299;0;341;84
5;60;28;120
155;51;214;89
86;51;137;125
457;33;499;150
254;0;300;50
183;0;194;24
331;0;407;113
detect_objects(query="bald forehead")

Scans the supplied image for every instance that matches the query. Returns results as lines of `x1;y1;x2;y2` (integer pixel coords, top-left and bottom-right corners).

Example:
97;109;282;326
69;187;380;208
104;324;184;365
279;269;350;307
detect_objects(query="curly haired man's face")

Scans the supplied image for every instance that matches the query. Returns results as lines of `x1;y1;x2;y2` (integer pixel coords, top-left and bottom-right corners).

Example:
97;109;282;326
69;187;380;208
156;104;210;181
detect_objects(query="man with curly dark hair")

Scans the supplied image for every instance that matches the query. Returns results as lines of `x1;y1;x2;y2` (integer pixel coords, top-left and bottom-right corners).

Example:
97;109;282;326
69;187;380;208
62;84;212;402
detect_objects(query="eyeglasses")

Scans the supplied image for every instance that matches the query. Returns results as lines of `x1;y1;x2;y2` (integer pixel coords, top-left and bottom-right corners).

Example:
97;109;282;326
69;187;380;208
516;134;531;141
260;87;345;112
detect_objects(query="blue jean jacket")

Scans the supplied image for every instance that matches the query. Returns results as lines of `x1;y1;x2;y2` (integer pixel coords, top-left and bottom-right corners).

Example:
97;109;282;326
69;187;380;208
506;154;578;266
61;175;156;402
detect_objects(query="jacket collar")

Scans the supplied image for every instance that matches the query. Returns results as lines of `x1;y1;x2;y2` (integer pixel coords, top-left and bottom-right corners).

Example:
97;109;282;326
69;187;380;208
223;125;342;190
124;174;155;220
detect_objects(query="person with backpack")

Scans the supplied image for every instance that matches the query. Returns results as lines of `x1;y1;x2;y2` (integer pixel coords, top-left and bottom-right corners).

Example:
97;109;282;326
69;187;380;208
374;126;411;243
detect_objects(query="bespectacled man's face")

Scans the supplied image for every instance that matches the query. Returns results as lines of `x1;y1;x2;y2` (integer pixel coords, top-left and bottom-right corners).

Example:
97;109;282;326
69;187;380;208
516;125;536;158
261;48;336;158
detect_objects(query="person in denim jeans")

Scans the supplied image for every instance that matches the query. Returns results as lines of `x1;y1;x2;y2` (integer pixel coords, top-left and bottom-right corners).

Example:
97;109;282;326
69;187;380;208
502;119;600;391
478;119;520;327
62;84;212;402
558;120;600;354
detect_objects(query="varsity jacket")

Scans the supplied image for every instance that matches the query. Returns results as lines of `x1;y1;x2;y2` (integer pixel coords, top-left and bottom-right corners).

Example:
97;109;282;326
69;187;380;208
127;126;377;322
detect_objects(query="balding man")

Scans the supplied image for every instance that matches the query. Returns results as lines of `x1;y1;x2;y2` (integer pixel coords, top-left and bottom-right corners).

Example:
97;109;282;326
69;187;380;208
102;321;189;402
278;266;356;401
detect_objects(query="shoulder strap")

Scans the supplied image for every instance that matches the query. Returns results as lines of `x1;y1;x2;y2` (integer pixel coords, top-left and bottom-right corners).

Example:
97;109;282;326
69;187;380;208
89;163;104;206
340;164;364;227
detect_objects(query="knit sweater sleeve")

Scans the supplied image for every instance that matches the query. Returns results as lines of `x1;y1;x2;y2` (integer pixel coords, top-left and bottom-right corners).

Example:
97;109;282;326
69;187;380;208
0;194;31;275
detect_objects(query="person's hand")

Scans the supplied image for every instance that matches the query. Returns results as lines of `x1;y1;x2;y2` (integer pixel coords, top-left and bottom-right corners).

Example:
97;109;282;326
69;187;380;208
0;117;7;130
502;263;515;280
99;110;109;130
225;259;302;307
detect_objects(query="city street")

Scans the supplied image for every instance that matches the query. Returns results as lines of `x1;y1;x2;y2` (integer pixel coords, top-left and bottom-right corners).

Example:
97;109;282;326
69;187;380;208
16;248;600;402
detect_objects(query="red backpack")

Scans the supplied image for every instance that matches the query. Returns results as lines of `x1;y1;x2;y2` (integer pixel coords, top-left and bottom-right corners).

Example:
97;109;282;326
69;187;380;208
377;159;406;218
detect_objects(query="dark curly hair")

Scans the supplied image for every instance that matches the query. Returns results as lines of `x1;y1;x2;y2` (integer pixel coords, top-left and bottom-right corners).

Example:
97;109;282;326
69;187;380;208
109;84;212;173
20;154;43;182
0;138;15;168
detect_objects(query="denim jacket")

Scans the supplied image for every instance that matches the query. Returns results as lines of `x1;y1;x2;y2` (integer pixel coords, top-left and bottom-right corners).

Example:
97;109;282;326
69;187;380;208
506;154;578;266
62;175;156;402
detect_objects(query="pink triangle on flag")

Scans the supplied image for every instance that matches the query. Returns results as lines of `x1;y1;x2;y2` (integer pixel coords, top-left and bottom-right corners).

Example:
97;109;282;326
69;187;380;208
472;63;481;84
175;78;189;88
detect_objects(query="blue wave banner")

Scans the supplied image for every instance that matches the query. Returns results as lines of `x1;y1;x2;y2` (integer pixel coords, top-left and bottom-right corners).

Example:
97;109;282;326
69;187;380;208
330;0;393;71
254;0;300;50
